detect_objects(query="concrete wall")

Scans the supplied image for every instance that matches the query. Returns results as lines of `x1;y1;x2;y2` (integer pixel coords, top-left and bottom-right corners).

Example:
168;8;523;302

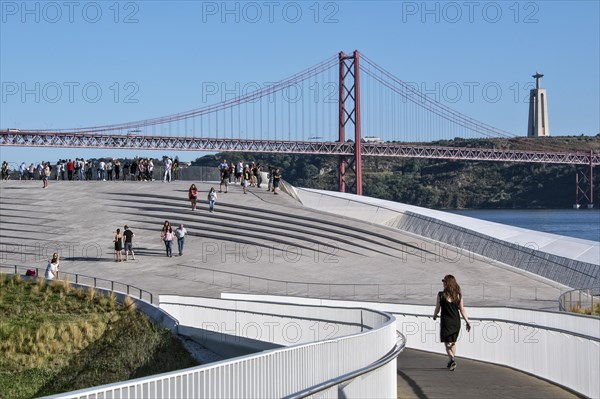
394;210;599;288
293;188;600;289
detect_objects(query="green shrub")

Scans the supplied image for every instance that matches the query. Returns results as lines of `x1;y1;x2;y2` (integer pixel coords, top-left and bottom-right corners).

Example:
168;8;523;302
0;273;198;399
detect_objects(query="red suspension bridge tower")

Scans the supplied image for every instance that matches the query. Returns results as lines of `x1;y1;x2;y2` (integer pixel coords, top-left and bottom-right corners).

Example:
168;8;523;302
338;50;363;195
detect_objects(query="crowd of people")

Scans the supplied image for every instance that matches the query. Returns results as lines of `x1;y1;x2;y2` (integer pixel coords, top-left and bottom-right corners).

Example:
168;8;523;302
1;156;186;183
217;159;281;195
18;158;286;279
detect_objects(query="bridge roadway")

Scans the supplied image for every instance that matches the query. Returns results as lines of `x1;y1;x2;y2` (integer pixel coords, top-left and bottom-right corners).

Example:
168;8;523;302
0;180;580;398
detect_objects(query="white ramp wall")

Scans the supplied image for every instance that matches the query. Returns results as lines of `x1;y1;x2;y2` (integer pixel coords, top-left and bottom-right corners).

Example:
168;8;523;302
44;296;401;399
223;293;600;398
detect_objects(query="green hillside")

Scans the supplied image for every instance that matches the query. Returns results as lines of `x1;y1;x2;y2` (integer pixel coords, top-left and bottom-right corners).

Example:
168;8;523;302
192;136;600;209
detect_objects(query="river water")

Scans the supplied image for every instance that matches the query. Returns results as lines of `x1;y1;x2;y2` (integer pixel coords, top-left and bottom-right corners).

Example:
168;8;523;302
445;209;600;242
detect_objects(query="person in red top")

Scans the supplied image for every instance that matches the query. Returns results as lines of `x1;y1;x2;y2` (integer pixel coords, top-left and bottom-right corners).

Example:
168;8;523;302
66;159;74;180
188;184;198;210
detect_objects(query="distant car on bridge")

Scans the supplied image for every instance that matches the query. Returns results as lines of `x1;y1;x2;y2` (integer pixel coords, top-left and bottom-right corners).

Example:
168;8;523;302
362;136;383;143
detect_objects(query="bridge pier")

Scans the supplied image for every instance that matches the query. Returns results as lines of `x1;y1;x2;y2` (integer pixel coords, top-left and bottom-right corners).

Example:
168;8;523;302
574;152;594;209
338;50;363;195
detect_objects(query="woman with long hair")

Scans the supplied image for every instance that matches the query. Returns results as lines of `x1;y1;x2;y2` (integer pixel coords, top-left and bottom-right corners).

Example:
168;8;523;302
162;226;174;257
433;274;471;371
114;228;123;262
45;253;60;280
188;184;198;210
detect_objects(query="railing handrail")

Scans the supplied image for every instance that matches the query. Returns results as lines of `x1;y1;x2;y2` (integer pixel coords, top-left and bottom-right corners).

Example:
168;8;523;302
558;287;600;313
1;261;565;306
286;330;406;399
43;297;399;398
390;310;600;342
174;262;559;291
0;263;155;304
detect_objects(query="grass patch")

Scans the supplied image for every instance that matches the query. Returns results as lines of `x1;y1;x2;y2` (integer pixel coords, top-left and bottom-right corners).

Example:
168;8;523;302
0;274;198;399
569;302;600;316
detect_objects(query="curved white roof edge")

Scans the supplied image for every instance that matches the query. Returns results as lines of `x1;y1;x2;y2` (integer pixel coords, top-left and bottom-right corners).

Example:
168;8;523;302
296;188;599;266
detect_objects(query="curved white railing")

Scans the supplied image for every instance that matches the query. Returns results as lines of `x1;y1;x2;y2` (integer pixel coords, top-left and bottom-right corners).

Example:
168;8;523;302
226;293;600;398
43;295;402;399
559;287;600;313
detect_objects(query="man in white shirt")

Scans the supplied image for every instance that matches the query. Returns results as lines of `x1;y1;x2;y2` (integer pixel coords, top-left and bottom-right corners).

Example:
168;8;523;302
98;160;106;181
175;224;187;256
19;162;26;180
163;157;173;182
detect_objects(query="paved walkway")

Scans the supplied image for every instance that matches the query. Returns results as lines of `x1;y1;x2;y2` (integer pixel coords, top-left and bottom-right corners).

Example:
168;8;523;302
0;179;579;397
397;349;581;399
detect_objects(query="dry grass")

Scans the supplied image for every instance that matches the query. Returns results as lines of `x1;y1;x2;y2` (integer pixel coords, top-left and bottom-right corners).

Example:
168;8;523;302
86;287;98;302
569;302;600;316
0;273;197;399
123;295;137;312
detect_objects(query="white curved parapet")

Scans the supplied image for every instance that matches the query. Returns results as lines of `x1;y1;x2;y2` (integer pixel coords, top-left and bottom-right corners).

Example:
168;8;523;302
43;296;402;399
225;293;600;399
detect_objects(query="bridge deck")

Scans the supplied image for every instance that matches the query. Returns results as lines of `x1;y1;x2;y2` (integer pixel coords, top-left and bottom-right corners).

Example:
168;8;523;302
0;179;578;397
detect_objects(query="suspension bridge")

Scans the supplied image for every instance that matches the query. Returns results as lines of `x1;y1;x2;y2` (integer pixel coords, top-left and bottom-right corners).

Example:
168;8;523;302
1;51;597;201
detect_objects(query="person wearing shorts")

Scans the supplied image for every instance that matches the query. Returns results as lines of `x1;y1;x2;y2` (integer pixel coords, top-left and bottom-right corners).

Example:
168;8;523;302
123;225;135;261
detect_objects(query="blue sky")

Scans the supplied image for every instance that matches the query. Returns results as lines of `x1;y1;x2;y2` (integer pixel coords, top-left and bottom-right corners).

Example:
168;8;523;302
1;0;599;164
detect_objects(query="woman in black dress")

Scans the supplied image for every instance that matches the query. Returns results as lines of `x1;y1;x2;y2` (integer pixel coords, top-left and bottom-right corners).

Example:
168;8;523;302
114;228;123;262
433;275;471;371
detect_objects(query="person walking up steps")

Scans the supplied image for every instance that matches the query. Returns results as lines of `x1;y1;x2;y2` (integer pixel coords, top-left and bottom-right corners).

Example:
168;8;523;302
208;187;217;212
188;184;198;210
433;275;471;371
